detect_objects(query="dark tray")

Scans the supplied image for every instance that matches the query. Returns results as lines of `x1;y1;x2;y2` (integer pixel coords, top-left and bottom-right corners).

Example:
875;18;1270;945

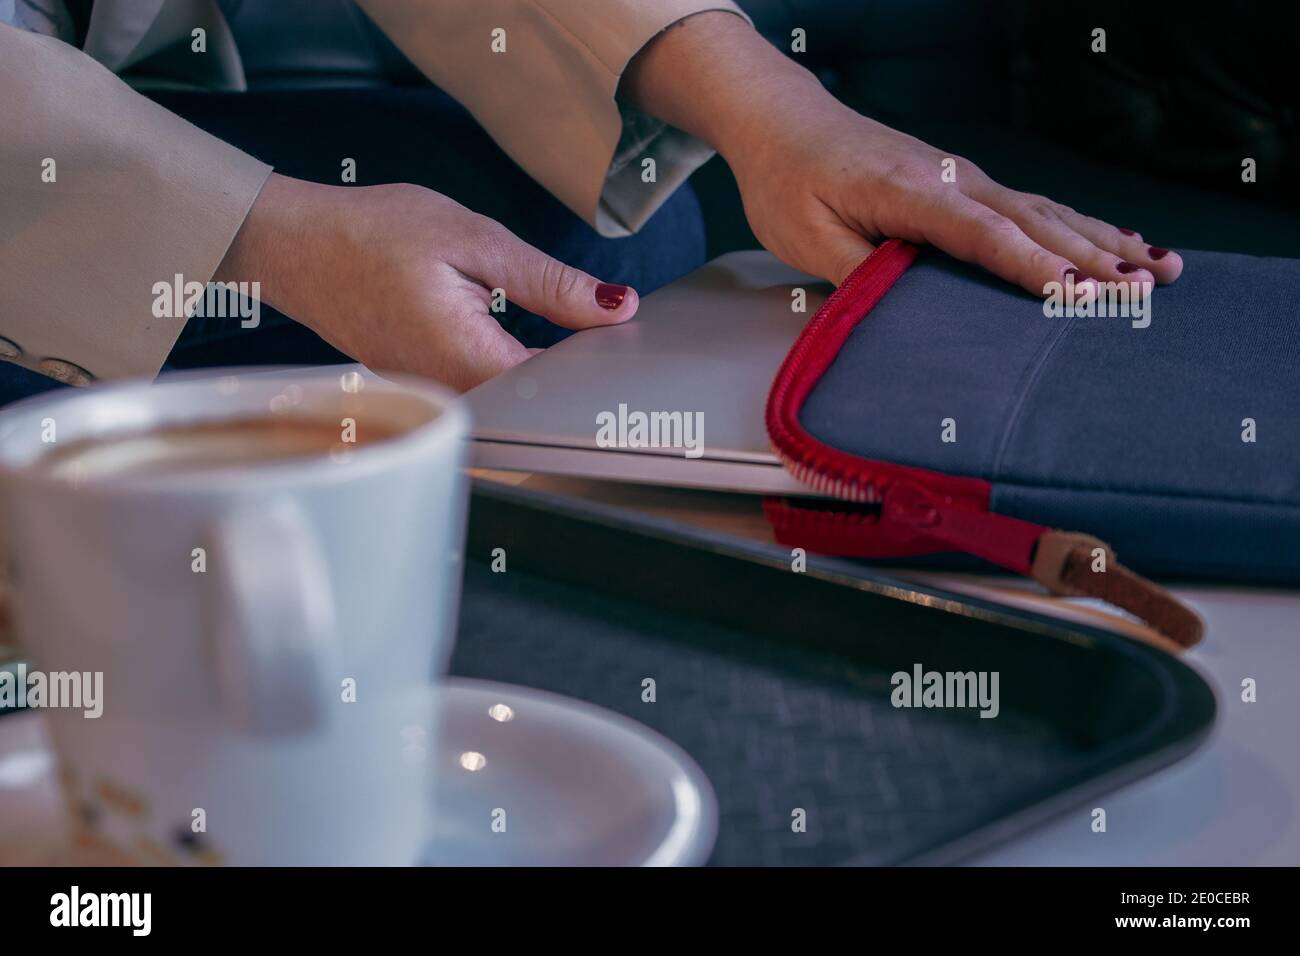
451;480;1216;866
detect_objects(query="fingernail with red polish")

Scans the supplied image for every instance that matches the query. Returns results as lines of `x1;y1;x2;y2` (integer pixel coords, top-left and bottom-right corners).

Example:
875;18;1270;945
1147;246;1169;260
1116;261;1143;275
595;283;628;310
1119;228;1140;237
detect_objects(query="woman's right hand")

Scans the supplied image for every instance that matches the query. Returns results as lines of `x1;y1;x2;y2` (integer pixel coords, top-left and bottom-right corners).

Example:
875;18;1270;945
215;174;638;391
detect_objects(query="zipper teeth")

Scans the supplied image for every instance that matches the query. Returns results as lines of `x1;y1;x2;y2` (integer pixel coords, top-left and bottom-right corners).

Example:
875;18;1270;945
766;242;912;502
775;450;882;503
764;241;1051;579
766;500;878;544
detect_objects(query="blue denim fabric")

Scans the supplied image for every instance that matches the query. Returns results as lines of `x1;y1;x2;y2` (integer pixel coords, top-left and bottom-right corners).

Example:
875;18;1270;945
0;362;67;407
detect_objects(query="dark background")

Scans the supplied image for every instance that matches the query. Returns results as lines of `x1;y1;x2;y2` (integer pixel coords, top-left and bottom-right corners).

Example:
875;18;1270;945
212;0;1300;261
693;0;1300;260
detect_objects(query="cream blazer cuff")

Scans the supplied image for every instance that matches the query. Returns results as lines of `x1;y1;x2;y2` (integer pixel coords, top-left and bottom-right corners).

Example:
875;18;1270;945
0;23;272;383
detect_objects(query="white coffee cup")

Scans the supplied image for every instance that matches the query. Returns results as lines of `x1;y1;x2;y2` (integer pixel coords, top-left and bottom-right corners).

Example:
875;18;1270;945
0;366;469;864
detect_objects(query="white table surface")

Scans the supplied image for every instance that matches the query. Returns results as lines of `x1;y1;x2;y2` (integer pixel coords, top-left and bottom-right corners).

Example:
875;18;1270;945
965;580;1299;866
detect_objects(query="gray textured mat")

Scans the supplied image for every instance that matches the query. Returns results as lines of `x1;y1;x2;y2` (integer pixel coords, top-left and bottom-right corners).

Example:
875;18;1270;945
452;561;1075;866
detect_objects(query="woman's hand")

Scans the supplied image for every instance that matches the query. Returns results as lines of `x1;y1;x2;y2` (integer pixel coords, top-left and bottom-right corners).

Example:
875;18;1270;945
726;91;1183;293
624;12;1183;293
215;174;637;391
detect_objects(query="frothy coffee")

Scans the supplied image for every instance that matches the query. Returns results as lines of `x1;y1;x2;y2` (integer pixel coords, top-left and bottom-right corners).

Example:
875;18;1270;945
34;416;404;481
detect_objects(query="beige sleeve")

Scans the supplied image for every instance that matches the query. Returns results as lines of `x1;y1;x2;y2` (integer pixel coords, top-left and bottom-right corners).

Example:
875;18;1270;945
355;0;749;238
0;24;272;383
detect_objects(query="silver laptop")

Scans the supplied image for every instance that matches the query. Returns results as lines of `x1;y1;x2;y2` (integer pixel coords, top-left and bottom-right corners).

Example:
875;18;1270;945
465;251;831;495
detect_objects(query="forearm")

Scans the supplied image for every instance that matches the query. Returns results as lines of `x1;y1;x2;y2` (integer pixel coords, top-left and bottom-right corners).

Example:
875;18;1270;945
619;11;827;162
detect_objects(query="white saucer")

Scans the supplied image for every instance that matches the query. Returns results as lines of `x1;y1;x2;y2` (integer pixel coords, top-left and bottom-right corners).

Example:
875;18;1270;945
425;678;717;866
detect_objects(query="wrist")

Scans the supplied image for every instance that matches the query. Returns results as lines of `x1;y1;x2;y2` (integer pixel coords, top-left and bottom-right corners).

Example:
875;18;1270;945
713;64;833;169
213;173;340;329
621;11;824;161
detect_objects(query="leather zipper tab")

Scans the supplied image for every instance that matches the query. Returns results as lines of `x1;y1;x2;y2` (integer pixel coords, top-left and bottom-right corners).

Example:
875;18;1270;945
1031;531;1204;648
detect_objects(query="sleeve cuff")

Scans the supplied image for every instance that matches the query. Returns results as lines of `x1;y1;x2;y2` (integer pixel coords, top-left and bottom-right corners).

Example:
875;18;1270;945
593;5;751;237
0;28;273;383
596;103;716;236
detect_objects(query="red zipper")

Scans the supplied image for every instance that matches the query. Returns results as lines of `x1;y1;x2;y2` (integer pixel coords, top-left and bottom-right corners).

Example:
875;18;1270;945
764;239;1049;576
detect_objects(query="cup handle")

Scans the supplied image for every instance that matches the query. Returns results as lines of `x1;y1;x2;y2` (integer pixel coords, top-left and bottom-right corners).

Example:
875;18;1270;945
204;499;340;735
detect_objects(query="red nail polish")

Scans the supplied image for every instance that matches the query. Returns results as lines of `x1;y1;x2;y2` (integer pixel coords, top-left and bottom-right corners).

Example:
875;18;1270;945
1147;246;1169;260
1118;228;1140;237
595;283;628;310
1116;261;1143;274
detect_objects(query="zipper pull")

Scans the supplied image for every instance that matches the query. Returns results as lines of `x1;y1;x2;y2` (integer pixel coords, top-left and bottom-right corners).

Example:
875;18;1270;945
881;480;1046;575
884;481;1204;648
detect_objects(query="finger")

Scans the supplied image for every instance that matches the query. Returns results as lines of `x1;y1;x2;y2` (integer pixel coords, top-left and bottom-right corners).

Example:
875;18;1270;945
1050;207;1183;284
422;310;530;393
789;202;877;285
478;229;639;329
917;192;1084;298
974;188;1157;291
